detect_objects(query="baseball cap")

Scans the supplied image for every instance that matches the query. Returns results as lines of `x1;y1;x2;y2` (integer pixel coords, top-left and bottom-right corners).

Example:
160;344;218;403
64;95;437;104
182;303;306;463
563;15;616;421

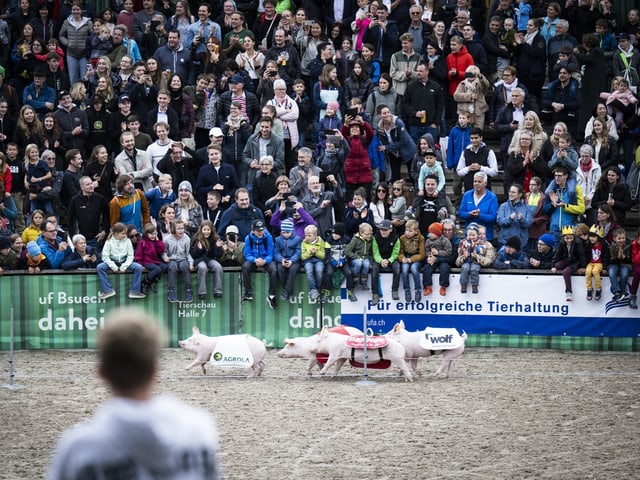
118;94;131;103
377;219;393;230
209;127;224;137
230;73;245;84
252;220;265;231
225;225;239;235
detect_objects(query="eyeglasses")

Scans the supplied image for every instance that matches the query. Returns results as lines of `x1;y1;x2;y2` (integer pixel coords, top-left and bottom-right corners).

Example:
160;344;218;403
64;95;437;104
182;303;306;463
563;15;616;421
443;228;453;232
410;11;421;15
45;229;57;233
554;173;567;177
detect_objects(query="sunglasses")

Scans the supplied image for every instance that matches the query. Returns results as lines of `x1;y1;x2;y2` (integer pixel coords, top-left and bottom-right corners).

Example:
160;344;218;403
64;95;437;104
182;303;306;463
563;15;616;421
377;188;387;193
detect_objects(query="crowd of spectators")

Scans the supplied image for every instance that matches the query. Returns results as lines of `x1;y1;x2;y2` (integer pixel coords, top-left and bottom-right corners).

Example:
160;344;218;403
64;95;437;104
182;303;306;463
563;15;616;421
0;0;639;308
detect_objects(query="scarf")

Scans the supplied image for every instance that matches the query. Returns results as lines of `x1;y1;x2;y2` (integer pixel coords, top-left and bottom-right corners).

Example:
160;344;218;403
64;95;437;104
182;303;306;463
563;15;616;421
524;30;537;45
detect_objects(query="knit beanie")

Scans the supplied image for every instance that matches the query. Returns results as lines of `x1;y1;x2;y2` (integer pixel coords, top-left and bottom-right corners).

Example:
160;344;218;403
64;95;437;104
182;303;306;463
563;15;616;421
538;233;556;249
428;222;443;237
281;219;294;233
327;101;340;113
27;241;41;257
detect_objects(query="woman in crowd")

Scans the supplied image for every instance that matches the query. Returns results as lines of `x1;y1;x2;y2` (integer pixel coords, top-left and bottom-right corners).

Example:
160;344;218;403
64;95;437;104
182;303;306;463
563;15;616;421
584;102;618;141
146;57;168;91
576;144;602;224
236;34;264;93
375;105;416;183
267;79;300;171
370;181;391;227
296;19;326;88
84;145;119;202
344;59;373;107
496;183;532;249
14;105;45;153
165;0;193;47
513;18;546;104
93;76;118;112
507;130;549;194
58;1;93;84
589;167;633;227
583;117;618;171
365;73;399;128
168;74;196;146
42;113;65;171
508;111;547;155
173;181;203;238
86;56;121;96
190;220;224;300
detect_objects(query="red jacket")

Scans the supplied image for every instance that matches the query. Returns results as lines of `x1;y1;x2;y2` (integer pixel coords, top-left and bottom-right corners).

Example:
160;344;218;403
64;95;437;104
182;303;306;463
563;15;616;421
342;122;374;185
446;46;474;95
632;239;640;266
135;237;166;265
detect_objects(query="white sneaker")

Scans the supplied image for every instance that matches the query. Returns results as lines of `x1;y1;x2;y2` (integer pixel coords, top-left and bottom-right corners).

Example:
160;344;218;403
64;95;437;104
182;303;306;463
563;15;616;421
99;290;116;300
128;291;146;299
565;292;573;301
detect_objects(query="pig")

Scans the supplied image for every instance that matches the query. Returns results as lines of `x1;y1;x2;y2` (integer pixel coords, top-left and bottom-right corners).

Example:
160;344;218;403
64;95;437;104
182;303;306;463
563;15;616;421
178;326;266;377
278;325;363;375
310;327;414;382
385;321;466;377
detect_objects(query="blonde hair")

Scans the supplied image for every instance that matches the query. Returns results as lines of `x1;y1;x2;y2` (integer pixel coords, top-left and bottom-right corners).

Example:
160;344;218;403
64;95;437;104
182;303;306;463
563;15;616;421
358;223;373;234
304;224;318;236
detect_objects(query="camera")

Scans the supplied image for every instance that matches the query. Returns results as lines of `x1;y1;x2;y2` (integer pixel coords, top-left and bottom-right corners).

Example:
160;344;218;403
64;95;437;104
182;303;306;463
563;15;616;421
304;20;314;26
150;20;160;29
268;70;278;77
464;71;475;78
144;70;150;75
373;15;379;21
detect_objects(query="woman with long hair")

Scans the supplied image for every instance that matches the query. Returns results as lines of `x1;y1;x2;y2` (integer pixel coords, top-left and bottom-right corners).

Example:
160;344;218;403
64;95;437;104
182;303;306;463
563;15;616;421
589;167;633;226
428;20;447;53
508;111;548;155
173;182;203;237
513;18;546;104
344;58;373;106
145;57;168;91
70;81;90;110
86;56;121;96
84;144;119;202
507;130;551;193
584;101;618;141
165;0;193;47
190;219;224;300
192;35;227;77
168;74;196;144
94;76;118;111
360;42;381;85
296;19;327;87
58;0;93;84
14;105;45;153
42;113;65;170
583;116;618;171
313;63;343;122
236;34;265;93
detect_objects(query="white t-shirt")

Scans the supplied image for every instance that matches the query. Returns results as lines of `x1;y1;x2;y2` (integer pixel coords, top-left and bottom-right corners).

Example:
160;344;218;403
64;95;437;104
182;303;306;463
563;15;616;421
47;395;221;480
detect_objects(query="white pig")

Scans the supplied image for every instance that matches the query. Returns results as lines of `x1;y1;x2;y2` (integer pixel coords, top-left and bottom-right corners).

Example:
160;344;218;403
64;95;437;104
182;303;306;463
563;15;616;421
310;327;414;382
278;325;363;375
178;326;266;377
386;321;466;377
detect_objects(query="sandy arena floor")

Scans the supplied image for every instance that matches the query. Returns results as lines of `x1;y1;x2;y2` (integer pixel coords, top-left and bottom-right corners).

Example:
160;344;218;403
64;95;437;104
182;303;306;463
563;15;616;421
1;348;639;479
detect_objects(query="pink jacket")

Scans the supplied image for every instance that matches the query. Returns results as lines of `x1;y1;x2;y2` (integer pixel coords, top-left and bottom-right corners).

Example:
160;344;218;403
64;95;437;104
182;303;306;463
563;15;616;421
268;95;300;148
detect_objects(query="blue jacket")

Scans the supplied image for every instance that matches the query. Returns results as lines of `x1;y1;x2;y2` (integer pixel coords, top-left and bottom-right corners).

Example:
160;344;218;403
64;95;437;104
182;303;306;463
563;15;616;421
375;116;416;164
217;202;264;240
458;189;499;241
542;184;585;234
37;234;72;269
243;230;274;264
274;233;302;263
496;199;533;248
493;246;528;270
447;124;470;170
23;83;56;116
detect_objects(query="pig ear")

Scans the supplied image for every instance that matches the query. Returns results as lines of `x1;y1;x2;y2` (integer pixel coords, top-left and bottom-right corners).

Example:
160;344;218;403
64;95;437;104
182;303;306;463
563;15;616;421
321;326;329;336
393;323;400;333
399;320;405;330
284;339;293;345
192;326;200;334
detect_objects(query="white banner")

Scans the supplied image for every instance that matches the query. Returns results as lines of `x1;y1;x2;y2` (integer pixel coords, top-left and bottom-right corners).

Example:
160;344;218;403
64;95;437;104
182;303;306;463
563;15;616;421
209;335;255;368
420;327;464;350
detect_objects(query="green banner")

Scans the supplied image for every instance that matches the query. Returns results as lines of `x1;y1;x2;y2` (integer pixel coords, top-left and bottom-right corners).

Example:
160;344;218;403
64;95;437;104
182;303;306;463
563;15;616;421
0;272;341;350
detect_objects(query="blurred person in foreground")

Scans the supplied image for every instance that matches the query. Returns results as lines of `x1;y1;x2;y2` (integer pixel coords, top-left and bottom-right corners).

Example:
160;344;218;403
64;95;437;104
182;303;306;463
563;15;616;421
46;307;221;480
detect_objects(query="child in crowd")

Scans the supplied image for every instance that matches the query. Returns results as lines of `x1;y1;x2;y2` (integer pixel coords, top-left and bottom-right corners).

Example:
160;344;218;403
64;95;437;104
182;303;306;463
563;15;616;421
0;235;16;272
399;219;425;302
422;222;452;296
318;101;343;154
516;0;531;32
134;223;168;295
608;228;632;302
61;234;100;270
144;173;176;221
553;46;580;84
323;222;357;302
585;225;610;301
25;146;53;214
344;187;374;237
551;226;587;301
165;219;194;303
22;209;45;243
348;97;371;123
493;236;528;269
630;227;640;309
389;180;407;230
418;148;446;196
190;220;224;300
456;223;494;293
203;190;223;229
301;224;326;301
217;225;244;266
600;78;638;129
546;133;578;195
274;219;302;302
293;79;313;149
346;222;373;293
447;112;471;207
97;222;146;300
371;219;401;304
528;232;556;270
25;240;49;274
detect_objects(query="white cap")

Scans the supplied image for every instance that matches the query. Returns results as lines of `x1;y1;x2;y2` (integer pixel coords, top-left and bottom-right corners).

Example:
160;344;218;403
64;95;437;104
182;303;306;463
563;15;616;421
209;127;224;137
